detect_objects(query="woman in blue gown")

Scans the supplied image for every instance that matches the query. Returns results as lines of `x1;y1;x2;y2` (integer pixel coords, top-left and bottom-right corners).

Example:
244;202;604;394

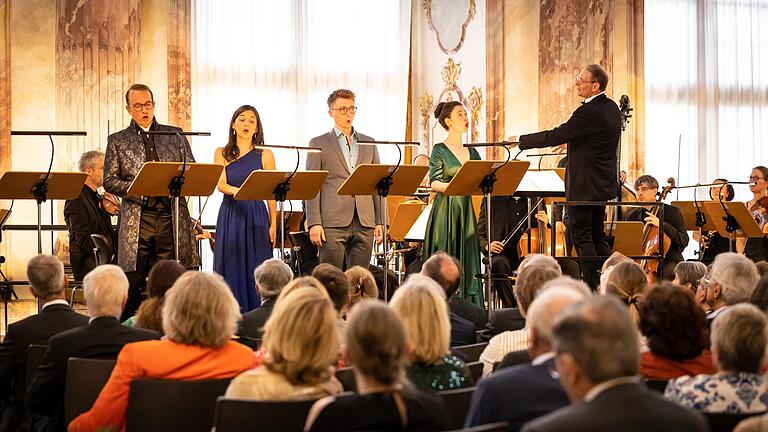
213;105;276;312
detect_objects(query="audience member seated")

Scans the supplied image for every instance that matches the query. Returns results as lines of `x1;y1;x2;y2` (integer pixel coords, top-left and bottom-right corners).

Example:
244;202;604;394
603;261;647;325
123;259;185;333
756;261;768;278
703;253;759;325
238;258;293;339
26;265;159;430
390;274;472;392
598;251;633;294
69;271;254;431
0;255;88;429
305;300;450;431
343;266;378;318
522;296;707;432
466;286;587;431
749;275;768;312
637;283;715;380
421;252;480;346
479;255;561;376
672;261;707;297
312;264;351;345
225;287;342;401
665;303;768;413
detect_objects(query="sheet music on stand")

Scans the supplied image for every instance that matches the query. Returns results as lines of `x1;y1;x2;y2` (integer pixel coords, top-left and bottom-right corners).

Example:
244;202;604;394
513;170;566;197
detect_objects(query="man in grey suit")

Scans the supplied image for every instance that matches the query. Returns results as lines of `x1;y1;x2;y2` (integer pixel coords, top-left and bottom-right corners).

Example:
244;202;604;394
305;89;382;270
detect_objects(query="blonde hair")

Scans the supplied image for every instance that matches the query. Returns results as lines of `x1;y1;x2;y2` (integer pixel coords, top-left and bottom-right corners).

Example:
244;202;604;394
276;276;329;303
345;266;378;311
162;271;240;348
605;261;647;324
263;287;338;386
389;274;450;365
83;264;128;318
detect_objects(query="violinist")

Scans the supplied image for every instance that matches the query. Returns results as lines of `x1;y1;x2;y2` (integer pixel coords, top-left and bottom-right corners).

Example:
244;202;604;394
623;175;688;280
63;150;117;280
742;166;768;262
694;179;735;264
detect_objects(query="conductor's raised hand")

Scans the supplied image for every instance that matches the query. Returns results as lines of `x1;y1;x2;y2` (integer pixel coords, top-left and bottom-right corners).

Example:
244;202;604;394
310;225;326;246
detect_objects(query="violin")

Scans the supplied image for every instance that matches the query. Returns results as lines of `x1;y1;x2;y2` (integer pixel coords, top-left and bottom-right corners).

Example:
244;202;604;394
750;196;768;234
193;219;215;252
99;191;121;216
640;178;676;282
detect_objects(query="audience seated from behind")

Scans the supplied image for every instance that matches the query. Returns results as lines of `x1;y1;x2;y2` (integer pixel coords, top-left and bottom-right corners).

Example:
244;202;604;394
390;274;473;392
672;261;707;298
238;258;293;339
602;261;647;326
597;252;633;294
69;271;255;432
26;265;159;430
755;261;768;278
703;253;759;325
522;296;707;432
343;266;378;319
312;264;351;346
479;254;562;376
123;259;185;333
225;287;342;401
421;252;488;334
749;275;768;312
665;303;768;413
0;255;88;429
305;300;450;431
637;283;715;380
466;286;587;431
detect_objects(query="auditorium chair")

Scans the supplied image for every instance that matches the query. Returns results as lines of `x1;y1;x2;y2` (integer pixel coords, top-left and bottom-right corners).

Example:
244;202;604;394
438;386;476;430
125;378;231;432
467;361;483;383
445;421;510;432
706;411;766;432
25;344;48;387
213;397;317;432
452;342;488;363
64;358;117;425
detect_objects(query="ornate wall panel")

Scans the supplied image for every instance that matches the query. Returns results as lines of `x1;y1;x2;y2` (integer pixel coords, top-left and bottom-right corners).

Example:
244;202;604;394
0;0;9;174
167;0;191;131
485;0;504;160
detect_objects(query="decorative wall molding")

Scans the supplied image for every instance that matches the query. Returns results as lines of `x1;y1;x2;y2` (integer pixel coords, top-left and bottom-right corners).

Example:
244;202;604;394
423;0;476;55
0;0;9;175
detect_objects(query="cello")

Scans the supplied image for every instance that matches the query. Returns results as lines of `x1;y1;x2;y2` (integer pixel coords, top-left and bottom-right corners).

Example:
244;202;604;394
640;178;676;282
517;202;568;258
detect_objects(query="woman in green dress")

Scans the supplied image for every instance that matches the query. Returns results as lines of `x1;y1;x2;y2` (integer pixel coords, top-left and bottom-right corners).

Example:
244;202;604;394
424;101;483;305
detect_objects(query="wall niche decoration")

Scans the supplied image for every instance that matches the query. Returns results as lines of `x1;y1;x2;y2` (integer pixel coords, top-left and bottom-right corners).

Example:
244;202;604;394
423;0;476;55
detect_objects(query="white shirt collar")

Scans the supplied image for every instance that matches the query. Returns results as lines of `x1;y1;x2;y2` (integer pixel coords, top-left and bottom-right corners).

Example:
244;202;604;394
584;376;639;402
42;299;70;310
531;351;556;366
583;91;605;104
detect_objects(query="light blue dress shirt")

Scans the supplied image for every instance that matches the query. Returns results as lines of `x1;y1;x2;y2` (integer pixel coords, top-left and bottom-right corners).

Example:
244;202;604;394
334;126;359;171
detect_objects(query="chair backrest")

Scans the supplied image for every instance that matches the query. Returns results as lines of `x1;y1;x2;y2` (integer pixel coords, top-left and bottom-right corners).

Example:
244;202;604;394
214;397;317;432
495;349;531;371
467;361;483;384
335;366;357;392
452;343;488;363
644;379;669;393
90;234;112;265
445;421;511;432
706;411;766;432
65;358;117;425
25;344;48;386
126;378;231;432
438;386;476;430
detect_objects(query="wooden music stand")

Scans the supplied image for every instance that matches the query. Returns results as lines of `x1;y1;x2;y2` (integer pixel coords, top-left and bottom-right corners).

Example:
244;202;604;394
443;160;530;314
389;200;427;242
338;164;428;299
0;171;86;254
673;201;719;257
404;203;432;242
128;162;223;260
235;170;328;259
703;201;764;250
603;221;644;256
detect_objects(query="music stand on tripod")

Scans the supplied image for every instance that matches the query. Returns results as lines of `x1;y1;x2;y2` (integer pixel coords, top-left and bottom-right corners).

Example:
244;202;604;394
703;201;763;251
673;201;719;258
444;155;529;316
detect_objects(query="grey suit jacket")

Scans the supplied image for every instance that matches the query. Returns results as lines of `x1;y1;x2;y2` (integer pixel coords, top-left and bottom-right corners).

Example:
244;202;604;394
104;120;201;272
305;130;382;228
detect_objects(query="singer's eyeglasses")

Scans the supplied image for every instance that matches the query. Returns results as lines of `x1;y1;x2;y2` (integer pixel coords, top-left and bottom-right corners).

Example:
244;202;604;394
330;106;357;115
749;176;765;181
130;101;155;111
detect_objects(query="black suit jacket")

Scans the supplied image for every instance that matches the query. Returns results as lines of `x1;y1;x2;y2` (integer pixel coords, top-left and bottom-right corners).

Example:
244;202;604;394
466;357;569;432
0;304;88;404
624;204;689;265
478;308;526;342
449;298;488;332
519;94;621;201
450;312;477;347
237;298;276;339
64;185;117;280
522;382;707;432
25;316;159;428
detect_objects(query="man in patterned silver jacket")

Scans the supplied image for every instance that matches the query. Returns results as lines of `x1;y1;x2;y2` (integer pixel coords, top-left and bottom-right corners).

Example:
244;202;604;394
104;83;199;321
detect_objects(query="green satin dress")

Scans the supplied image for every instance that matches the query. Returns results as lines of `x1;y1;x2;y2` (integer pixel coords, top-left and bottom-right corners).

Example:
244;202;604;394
423;143;483;305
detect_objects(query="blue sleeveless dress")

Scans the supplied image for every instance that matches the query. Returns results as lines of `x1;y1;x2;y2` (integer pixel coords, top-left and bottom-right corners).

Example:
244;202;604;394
213;150;273;312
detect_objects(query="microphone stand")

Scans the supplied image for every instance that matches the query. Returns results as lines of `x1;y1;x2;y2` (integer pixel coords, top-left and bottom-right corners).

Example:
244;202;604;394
141;130;210;261
358;140;419;300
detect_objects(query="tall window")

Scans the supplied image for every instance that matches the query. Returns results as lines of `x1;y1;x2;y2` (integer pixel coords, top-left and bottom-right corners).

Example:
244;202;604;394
645;0;768;202
191;0;411;269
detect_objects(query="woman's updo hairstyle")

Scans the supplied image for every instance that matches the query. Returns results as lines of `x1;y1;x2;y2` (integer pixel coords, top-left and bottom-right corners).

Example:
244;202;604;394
434;101;463;131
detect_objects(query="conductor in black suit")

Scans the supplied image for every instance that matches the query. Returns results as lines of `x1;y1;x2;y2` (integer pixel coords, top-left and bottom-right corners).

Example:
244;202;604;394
64;150;117;281
515;64;621;289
